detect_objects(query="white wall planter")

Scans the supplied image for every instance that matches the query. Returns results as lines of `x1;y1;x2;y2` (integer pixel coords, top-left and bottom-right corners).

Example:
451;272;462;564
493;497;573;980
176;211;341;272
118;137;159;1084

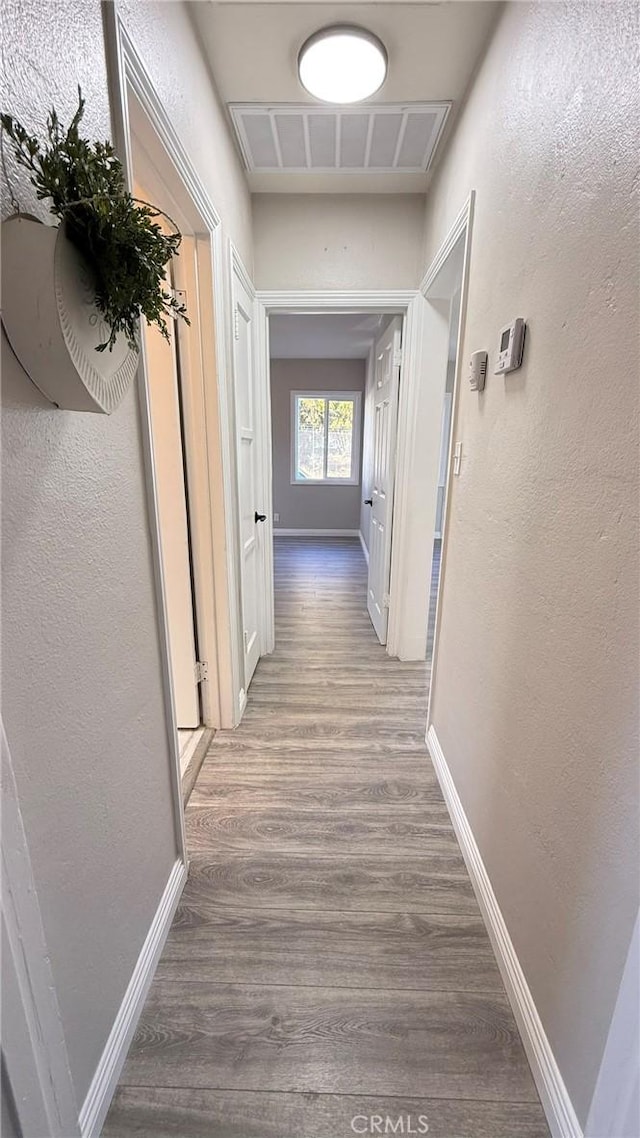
1;216;138;413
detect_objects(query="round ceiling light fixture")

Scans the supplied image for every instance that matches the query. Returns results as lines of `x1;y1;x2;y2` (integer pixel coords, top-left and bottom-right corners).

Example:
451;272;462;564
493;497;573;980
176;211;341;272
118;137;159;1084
298;25;388;104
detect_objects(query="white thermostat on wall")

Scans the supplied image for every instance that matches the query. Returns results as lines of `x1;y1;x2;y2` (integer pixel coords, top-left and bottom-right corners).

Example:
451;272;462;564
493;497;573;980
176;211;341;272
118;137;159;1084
495;318;526;374
469;350;488;392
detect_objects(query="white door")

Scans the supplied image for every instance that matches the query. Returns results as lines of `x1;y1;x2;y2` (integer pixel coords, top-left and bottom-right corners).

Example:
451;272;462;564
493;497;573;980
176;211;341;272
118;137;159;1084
232;268;261;690
144;315;200;728
367;317;402;644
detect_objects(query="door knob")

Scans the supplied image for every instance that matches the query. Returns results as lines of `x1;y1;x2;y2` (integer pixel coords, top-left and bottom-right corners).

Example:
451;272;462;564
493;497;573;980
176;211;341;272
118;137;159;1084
254;511;267;523
364;498;373;506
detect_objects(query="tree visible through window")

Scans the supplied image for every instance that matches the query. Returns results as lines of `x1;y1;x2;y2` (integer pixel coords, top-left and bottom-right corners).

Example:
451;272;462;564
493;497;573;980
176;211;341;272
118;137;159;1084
292;391;361;483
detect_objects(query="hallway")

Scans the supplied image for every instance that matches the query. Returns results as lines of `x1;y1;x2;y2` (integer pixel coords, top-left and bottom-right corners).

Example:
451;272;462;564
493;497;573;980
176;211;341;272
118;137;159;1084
105;538;548;1137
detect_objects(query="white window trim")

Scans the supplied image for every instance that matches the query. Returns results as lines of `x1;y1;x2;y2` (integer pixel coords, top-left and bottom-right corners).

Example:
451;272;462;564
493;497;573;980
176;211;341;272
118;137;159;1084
290;390;362;486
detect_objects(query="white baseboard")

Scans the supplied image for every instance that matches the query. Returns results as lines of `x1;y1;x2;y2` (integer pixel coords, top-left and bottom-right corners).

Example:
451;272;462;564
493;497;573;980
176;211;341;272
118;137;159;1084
78;858;187;1138
359;531;369;565
274;528;360;537
426;725;582;1138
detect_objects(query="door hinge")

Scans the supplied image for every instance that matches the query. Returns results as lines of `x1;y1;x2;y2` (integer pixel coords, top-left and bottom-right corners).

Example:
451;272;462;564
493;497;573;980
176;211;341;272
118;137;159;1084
194;661;209;683
393;348;403;367
383;592;391;608
234;307;240;340
171;287;187;306
244;630;249;650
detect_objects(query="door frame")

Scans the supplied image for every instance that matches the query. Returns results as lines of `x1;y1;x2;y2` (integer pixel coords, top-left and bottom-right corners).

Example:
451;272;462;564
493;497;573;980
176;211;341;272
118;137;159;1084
422;192;475;722
254;289;417;659
104;5;242;792
255;195;474;669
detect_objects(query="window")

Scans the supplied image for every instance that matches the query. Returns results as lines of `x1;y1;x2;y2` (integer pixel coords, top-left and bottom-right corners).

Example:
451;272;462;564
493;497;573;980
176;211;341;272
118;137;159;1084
291;391;362;485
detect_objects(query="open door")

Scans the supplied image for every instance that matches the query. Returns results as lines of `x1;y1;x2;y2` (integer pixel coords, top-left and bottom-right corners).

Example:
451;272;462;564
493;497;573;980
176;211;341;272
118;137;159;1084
143;308;200;728
232;264;262;691
366;317;402;644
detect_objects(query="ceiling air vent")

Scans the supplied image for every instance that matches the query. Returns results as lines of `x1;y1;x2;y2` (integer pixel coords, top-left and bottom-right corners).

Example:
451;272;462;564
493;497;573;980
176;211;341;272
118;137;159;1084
229;103;450;174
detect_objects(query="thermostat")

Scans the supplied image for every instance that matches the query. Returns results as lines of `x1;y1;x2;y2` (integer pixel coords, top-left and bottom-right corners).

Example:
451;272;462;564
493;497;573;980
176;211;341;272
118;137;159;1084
495;318;526;374
469;350;488;391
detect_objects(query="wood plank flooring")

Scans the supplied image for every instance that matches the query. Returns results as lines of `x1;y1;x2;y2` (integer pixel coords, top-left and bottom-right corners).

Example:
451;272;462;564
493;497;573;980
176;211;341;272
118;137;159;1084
104;537;549;1138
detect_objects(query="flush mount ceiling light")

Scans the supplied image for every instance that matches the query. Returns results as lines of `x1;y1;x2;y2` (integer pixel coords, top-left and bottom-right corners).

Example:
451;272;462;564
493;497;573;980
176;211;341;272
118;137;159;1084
298;26;388;104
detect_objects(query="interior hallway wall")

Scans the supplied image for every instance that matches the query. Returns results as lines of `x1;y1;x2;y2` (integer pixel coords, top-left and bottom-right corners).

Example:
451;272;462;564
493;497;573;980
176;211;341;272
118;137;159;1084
422;0;639;1125
1;0;252;1108
254;194;424;290
270;359;365;532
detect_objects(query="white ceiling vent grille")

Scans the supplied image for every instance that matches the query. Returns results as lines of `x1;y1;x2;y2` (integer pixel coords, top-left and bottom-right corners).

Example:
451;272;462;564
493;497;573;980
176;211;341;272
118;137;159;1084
229;103;450;174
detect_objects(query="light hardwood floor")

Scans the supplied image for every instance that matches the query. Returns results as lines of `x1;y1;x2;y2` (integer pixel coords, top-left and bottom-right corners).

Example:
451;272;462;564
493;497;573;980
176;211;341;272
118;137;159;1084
104;537;549;1138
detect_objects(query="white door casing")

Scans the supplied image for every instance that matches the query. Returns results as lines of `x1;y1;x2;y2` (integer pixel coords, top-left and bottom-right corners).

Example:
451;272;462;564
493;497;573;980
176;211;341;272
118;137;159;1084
367;317;403;644
232;264;262;690
143;314;200;729
253;287;434;662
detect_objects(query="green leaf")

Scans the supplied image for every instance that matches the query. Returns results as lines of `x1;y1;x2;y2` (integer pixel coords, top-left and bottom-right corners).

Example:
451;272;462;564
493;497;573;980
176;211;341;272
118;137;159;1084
0;87;188;352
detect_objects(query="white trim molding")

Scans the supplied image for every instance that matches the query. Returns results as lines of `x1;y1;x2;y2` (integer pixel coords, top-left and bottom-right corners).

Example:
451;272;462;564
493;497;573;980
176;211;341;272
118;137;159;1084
78;858;187;1138
359;531;370;564
104;4;242;737
424;192;475;709
274;528;361;537
419;194;474;297
290;389;362;486
387;194;475;664
426;725;583;1138
255;289;419;659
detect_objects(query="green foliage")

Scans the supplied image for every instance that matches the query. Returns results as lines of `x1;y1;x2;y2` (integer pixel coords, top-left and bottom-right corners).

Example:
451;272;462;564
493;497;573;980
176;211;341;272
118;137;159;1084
1;89;189;352
298;397;353;431
298;397;325;430
328;400;354;431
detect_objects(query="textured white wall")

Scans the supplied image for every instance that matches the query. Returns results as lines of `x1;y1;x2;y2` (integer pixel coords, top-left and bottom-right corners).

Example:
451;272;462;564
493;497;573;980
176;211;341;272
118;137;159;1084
1;0;251;1107
271;359;366;532
120;0;252;267
253;194;424;291
423;1;639;1125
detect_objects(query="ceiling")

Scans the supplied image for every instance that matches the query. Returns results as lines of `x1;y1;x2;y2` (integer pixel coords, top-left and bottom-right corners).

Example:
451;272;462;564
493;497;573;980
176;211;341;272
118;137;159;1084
270;313;388;357
191;1;500;193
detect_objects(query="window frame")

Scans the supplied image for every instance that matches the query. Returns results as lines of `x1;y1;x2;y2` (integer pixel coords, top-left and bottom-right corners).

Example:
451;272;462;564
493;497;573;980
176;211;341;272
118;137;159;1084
290;389;362;486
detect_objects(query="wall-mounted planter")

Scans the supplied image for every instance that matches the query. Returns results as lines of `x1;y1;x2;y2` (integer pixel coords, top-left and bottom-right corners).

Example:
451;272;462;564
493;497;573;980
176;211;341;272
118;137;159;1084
1;216;138;413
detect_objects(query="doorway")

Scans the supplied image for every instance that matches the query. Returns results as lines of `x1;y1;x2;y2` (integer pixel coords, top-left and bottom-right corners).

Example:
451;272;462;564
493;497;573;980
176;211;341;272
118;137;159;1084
122;78;239;784
427;284;462;662
265;311;402;648
131;120;205;777
252;202;473;700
